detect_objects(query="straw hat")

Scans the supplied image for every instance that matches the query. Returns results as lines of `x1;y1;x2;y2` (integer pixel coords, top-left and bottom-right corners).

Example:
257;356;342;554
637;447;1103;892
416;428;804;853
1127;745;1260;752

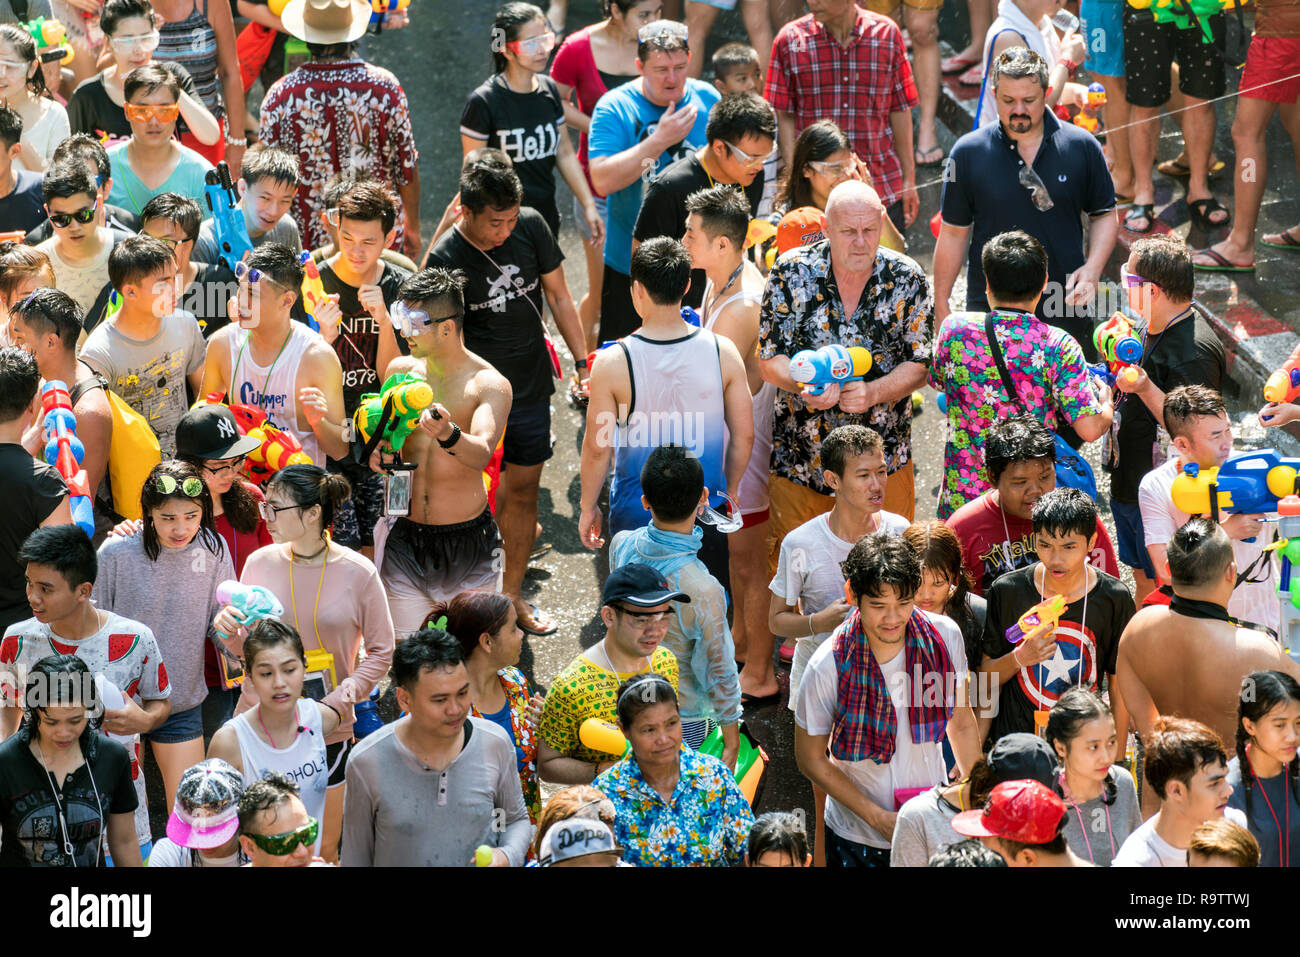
280;0;371;44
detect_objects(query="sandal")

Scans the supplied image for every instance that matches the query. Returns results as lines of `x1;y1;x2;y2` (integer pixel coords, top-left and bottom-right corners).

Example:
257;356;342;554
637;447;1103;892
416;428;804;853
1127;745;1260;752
1188;197;1230;231
518;602;558;636
915;144;944;167
958;64;983;86
1124;203;1156;233
1261;228;1300;251
1192;247;1254;273
941;52;978;74
1157;156;1227;178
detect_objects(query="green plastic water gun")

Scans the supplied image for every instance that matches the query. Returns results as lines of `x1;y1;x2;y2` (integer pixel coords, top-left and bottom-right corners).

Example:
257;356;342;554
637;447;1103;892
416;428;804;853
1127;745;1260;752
352;371;434;453
1126;0;1239;44
23;17;73;64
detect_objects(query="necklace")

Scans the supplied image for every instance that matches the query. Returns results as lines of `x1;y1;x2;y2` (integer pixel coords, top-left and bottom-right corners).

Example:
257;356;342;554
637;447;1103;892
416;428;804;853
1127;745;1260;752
703;261;744;323
289;541;328;652
257;702;300;750
597;638;648;677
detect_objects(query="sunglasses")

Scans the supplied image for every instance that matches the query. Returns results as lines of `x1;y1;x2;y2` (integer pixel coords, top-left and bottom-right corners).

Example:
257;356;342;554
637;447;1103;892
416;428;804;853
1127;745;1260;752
724;141;773;171
234;260;291;293
156;474;205;497
506;30;556;57
638;20;689;45
1121;267;1159;289
202;455;246;477
47;203;98;228
390;300;461;338
1018;164;1054;212
125;102;180;123
258;500;305;522
244;816;319;856
109;30;160;53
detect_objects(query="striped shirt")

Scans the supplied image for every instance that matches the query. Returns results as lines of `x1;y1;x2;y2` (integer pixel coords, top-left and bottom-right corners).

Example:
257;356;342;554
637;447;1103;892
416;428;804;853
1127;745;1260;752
155;0;222;119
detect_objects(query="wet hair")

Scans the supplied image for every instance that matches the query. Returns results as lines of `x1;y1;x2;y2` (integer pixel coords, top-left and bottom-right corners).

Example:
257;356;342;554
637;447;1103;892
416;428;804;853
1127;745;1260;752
1144;716;1228;801
684;184;750;250
532;785;617;859
140;459;223;561
237;772;301;835
398;267;466;332
630;237;692;305
19;654;101;749
101;0;157;36
705;91;776;145
712;42;759;79
464;147;513;171
902;521;976;655
334;181;398;234
1046;688;1118;806
747;811;808;865
640;444;704;524
779;120;851;211
983;231;1048;304
422;589;514;661
842;531;922;603
0;104;20;151
821;424;884;478
140;193;203;244
123;63;180;103
240;143;300;189
245;242;303;292
1187;818;1260;867
1163;385;1226;441
990;46;1049;91
0;345;39;422
0;244;56;308
1167;517;1234;590
928;838;1008;867
391;627;466;690
243;619;307;672
459;161;523;214
51;134;112;182
0;24;49;98
491;2;548;73
18;524;98;590
108;235;176;291
1131;235;1195;303
984;415;1056;485
1030;487;1096;542
41;160;97;205
9;286;81;352
264;464;351;537
615;672;678;728
636;21;688;62
1235;671;1300;834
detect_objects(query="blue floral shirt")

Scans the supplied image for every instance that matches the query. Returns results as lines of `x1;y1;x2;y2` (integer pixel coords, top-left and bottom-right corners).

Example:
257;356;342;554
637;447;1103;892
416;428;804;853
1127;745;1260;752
595;746;754;867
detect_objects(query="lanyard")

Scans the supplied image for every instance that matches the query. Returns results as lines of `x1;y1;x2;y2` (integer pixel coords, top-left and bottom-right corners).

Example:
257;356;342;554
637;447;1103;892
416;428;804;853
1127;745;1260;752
1247;743;1291;868
1115;307;1191;416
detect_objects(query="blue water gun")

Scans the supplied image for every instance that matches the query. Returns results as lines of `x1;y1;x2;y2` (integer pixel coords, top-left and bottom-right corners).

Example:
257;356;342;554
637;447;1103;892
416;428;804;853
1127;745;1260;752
40;381;95;538
1170;449;1300;520
214;580;284;638
203;161;253;273
790;345;873;396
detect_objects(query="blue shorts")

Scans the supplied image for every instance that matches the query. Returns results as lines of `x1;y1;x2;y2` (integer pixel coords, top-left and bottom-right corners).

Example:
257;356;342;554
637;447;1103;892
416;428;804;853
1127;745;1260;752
503;400;554;468
1081;0;1126;78
148;703;204;744
1111;499;1156;578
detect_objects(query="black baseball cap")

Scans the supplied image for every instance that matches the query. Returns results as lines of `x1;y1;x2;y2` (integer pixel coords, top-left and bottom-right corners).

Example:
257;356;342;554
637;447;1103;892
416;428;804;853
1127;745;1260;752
986;733;1059;788
176;405;262;461
601;563;690;608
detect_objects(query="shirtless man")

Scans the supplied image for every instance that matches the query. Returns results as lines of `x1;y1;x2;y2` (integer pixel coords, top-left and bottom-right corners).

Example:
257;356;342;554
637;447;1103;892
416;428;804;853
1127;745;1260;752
374;267;512;636
1117;517;1300;756
200;243;349;467
681;184;778;702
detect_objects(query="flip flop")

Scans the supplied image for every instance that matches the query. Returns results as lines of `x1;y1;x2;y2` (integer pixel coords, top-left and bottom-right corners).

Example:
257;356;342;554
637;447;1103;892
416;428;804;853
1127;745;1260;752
958;65;983;86
1124;203;1156;233
741;689;782;706
1157;157;1227;178
941;53;979;74
915;144;944;167
529;542;553;561
1114;192;1134;206
1192;247;1254;272
1261;228;1300;250
1188;197;1231;231
518;602;558;636
778;642;794;664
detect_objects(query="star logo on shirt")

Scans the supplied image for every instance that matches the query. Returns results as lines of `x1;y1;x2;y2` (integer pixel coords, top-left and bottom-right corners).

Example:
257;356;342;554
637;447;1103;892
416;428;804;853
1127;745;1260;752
1017;619;1098;709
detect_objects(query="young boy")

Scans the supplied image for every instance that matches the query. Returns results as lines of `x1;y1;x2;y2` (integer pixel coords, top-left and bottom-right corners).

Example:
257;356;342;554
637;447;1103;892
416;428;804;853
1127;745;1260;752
24;134;142;246
980;488;1134;754
610;444;742;762
0;106;45;236
194;144;302;266
79;235;206;457
34;161;120;316
0;525;171;857
141;192;235;337
710;43;779;218
951;779;1089;867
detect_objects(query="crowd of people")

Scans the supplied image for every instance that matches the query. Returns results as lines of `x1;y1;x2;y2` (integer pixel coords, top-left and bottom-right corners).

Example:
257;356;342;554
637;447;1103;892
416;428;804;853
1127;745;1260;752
0;0;1297;869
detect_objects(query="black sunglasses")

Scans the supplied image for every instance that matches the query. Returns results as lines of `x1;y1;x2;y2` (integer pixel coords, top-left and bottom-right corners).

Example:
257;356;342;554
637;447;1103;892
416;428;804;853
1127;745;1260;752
48;204;98;228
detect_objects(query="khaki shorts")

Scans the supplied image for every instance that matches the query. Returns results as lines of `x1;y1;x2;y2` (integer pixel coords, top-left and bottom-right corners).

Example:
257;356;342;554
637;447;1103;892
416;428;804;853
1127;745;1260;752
864;0;945;14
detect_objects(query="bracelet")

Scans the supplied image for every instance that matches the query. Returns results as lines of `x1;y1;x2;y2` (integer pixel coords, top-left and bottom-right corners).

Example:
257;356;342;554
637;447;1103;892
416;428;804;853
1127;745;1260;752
1012;645;1025;669
225;135;248;147
1058;58;1080;74
575;357;588;370
808;612;815;636
437;422;462;449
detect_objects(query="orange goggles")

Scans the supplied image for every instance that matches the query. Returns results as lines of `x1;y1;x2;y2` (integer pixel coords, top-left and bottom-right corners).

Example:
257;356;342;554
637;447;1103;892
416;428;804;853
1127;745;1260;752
124;102;180;123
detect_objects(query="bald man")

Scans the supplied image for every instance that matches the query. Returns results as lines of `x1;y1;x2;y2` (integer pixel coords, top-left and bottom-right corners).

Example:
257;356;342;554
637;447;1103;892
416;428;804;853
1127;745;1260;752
758;181;934;567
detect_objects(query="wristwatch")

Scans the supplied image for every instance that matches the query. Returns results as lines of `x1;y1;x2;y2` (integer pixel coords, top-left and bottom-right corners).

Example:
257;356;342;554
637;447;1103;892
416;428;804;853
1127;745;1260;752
437;423;462;449
575;357;589;371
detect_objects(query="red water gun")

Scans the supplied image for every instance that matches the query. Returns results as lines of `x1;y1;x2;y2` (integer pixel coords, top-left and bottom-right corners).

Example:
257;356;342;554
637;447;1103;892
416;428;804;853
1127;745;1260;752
198;394;312;484
41;380;95;538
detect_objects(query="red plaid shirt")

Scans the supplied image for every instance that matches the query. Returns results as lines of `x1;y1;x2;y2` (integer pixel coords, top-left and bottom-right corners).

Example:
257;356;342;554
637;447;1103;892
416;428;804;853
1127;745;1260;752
764;8;918;207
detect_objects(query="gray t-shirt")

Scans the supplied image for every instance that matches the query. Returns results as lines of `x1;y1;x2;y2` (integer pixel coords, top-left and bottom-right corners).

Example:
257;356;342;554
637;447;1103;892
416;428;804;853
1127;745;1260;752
194;207;302;267
92;533;232;713
341;716;531;867
890;784;963;867
1060;766;1142;867
79;311;206;457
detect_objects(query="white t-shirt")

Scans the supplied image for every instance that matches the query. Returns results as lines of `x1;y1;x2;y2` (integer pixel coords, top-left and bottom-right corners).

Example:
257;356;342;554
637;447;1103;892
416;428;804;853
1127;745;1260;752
771;510;909;709
794;610;968;849
1137;459;1278;635
1112;808;1248;867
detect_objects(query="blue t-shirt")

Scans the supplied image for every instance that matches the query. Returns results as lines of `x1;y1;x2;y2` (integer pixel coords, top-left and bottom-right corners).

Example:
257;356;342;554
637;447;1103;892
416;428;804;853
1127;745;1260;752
107;142;213;220
1226;756;1300;868
587;78;719;276
481;702;526;774
939;110;1114;314
0;169;47;236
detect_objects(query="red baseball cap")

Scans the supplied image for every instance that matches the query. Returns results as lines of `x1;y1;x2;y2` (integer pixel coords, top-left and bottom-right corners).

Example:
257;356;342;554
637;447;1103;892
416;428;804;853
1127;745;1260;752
951;779;1066;844
776;206;825;256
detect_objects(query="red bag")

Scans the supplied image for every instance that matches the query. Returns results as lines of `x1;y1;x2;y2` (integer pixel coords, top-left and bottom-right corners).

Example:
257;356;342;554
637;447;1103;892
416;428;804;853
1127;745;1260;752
237;23;276;91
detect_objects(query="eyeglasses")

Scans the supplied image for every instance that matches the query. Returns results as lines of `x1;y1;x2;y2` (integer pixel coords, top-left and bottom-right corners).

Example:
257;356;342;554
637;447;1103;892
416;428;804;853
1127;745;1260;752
390;300;461;338
0;59;29;75
807;159;854;179
506;30;556;57
258;500;305;522
142;231;183;248
1018;163;1054;212
637;20;689;46
234;260;290;293
615;606;672;625
124;102;180;123
724;140;774;172
109;30;160;53
156;474;205;497
244;816;319;856
202;456;246;477
47;203;99;228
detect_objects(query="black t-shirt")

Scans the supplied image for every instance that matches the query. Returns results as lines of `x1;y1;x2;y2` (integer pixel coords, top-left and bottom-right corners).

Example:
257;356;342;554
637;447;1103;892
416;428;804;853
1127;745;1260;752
1107;309;1225;503
0;170;46;236
0;733;137;867
0;444;66;633
319;260;413;415
66;63;199;141
180;261;238;338
426;209;563;406
981;564;1134;745
460;73;566;236
632;153;765;308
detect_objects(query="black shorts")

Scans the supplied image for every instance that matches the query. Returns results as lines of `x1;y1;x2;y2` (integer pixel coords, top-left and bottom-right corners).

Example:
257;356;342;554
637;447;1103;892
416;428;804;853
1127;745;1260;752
326;738;351;788
599;265;639;343
1123;9;1226;107
503;400;554;468
380;510;504;634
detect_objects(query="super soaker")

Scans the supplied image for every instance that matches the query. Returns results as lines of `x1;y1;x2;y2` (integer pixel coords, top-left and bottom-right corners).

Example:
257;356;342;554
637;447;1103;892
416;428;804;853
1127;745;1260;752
1093;313;1143;385
214;581;284;639
40;381;95;538
353;372;434;453
24;17;73;64
193;395;312;484
1264;342;1300;406
790;345;873;396
297;251;334;333
1005;594;1067;644
1170;449;1300;520
369;0;409;32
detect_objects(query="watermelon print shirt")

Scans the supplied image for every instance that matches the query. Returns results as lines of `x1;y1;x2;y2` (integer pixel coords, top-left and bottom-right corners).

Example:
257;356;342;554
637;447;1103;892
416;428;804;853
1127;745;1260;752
0;611;169;848
928;310;1100;519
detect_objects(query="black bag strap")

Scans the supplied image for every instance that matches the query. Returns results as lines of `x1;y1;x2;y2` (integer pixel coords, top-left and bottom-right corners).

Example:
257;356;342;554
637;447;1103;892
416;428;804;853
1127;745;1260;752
68;371;108;406
983;312;1029;414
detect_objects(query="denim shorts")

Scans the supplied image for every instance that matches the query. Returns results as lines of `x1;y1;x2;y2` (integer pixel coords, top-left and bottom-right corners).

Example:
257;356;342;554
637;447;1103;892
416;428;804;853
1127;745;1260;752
148;703;204;744
1111;499;1156;578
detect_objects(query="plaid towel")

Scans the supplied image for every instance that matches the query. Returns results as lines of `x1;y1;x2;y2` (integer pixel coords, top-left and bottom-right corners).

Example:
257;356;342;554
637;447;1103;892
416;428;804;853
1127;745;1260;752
830;608;955;763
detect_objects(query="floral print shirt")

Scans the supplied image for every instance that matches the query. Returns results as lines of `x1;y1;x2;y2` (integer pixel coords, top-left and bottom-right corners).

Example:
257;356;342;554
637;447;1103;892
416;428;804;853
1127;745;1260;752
928;310;1099;518
471;666;540;826
259;59;418;251
759;241;933;494
595;745;754;867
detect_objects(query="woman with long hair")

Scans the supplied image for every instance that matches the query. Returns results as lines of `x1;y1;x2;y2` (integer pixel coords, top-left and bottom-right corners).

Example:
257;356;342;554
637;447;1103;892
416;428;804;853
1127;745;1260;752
0;24;70;172
1228;670;1300;867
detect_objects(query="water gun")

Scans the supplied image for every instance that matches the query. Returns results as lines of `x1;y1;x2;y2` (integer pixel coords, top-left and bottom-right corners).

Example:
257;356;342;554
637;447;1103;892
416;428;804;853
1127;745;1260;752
790;345;873;396
1264;342;1300;406
1127;0;1239;43
352;372;434;453
1005;594;1067;645
203;161;253;273
0;231;26;243
23;17;73;64
682;306;701;328
1266;498;1300;613
40;381;95;539
297;251;333;333
214;580;284;639
245;422;312;484
1073;82;1107;134
369;0;409;33
1170;449;1300;517
1093;313;1143;385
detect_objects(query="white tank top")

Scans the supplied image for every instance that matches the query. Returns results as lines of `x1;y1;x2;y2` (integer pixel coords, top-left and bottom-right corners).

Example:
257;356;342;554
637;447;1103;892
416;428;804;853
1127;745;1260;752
227;322;322;464
977;0;1061;128
702;280;774;515
231;699;328;847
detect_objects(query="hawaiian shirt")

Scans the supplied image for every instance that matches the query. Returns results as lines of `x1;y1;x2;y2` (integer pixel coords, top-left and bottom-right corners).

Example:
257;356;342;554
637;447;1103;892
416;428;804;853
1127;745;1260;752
471;666;541;826
259;58;418;251
595;745;754;867
759;241;933;493
928;310;1098;518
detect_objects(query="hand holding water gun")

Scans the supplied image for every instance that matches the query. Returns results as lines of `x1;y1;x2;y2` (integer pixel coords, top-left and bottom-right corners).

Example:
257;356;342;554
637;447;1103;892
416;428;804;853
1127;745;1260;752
23;17;73;64
297;251;340;336
40;381;95;538
1093;313;1143;386
1264;342;1300;406
213;581;284;640
244;423;312;484
789;344;873;396
369;0;410;32
353;372;434;453
1005;593;1067;645
204;161;253;273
